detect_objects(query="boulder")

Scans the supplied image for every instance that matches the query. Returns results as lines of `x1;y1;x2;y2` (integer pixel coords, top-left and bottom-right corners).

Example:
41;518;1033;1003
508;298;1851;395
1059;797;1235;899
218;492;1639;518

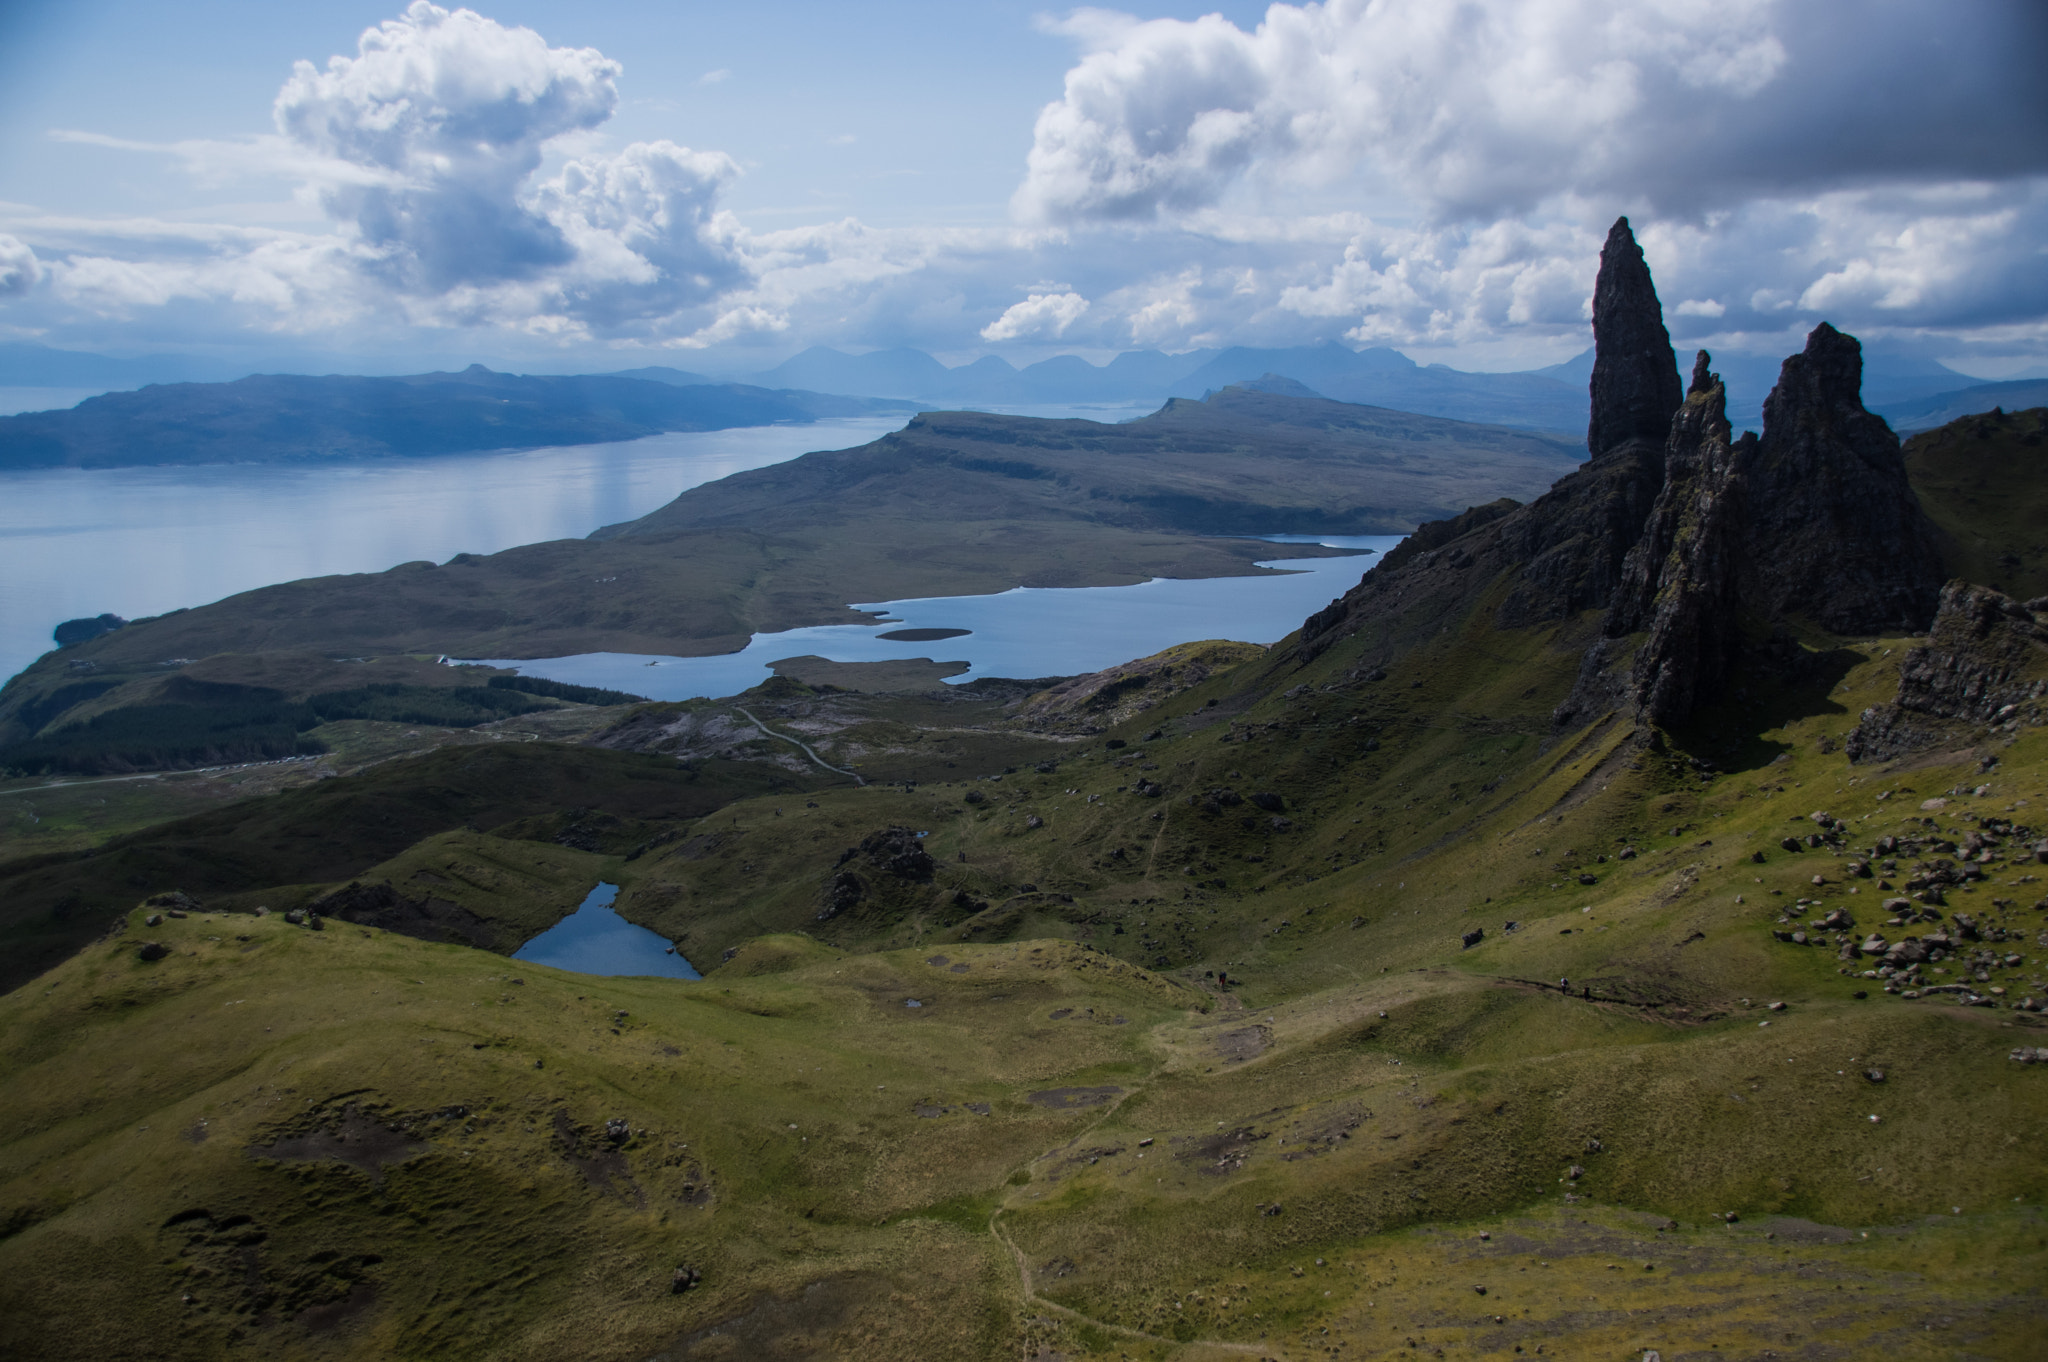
137;942;169;962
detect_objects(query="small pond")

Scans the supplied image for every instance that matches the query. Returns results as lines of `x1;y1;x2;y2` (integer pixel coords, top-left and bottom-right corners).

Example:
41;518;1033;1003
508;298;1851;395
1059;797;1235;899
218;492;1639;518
511;883;700;979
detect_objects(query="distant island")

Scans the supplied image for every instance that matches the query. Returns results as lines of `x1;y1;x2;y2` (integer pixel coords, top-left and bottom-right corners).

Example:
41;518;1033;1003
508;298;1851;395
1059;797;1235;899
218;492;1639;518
0;364;916;470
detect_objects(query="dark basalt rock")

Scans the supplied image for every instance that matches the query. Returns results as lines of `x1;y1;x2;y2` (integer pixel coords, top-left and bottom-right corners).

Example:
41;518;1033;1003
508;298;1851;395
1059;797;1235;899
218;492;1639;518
1587;217;1684;461
817;827;934;922
1742;323;1945;635
1845;582;2048;762
1290;225;1951;739
309;879;503;950
1585;356;1749;726
1294;219;1680;665
855;826;935;881
1574;326;1951;728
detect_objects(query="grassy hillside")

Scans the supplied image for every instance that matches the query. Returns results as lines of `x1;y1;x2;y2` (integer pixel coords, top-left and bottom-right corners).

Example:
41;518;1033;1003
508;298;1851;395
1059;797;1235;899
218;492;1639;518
0;403;2044;1359
2;577;2044;1358
0;743;817;997
1905;405;2048;600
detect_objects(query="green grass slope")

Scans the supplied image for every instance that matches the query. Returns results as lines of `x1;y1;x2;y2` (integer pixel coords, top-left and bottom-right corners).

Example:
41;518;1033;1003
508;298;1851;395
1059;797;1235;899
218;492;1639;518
1906;405;2048;600
3;569;2045;1358
0;743;816;997
1;413;2045;1360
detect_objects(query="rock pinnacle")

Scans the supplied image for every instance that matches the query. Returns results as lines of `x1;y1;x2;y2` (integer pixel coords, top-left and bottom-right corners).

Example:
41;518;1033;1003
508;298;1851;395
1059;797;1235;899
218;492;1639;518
1587;217;1683;458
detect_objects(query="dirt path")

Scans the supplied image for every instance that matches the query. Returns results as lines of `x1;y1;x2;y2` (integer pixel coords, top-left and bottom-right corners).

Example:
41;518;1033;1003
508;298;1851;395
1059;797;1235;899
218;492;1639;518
731;706;865;785
989;1084;1293;1362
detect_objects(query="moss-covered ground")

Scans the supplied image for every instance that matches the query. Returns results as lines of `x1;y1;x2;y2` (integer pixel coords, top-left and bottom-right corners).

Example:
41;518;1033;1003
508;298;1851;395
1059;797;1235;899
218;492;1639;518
1;411;2044;1358
1;588;2043;1359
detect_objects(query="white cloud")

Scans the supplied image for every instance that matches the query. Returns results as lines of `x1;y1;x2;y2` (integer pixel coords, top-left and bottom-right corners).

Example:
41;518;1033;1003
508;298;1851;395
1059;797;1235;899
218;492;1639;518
3;1;2043;369
13;4;760;341
274;2;621;289
0;235;42;297
1016;0;2048;225
698;68;730;85
981;289;1090;341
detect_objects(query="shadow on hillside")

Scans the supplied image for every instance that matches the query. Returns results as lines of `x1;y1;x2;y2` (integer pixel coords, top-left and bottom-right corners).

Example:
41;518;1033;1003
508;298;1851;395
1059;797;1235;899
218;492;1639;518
1669;645;1866;775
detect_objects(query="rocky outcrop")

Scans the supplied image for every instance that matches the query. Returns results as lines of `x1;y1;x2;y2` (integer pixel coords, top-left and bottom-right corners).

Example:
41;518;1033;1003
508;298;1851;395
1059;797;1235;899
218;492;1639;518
1293;219;1681;664
1845;583;2048;762
818;826;936;922
1581;355;1750;726
1014;640;1265;734
1741;323;1945;634
1290;228;1950;737
1573;326;1950;728
1587;217;1684;461
309;879;506;950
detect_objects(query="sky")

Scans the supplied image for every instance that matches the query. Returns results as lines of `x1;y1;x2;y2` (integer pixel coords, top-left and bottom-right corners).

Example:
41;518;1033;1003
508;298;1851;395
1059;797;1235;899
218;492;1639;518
1;0;2044;376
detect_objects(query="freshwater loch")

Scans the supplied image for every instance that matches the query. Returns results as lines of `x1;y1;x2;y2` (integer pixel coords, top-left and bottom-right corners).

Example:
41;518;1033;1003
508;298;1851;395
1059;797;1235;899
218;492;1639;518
479;534;1405;699
511;883;700;979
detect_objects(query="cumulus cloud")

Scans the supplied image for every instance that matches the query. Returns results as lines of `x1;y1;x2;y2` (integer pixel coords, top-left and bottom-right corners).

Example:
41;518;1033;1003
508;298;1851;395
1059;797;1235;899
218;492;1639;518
981;290;1090;341
6;1;2044;366
1018;0;2048;224
0;235;42;297
274;2;621;290
10;5;758;341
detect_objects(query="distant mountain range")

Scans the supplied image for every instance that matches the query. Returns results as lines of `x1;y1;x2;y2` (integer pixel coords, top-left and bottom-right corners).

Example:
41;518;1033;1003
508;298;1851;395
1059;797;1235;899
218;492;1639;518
1873;377;2048;431
1;337;2027;455
0;366;916;470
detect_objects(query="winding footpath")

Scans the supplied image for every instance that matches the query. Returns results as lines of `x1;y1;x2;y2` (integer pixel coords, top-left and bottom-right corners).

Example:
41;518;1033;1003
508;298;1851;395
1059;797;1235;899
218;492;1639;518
730;706;866;785
988;1083;1292;1361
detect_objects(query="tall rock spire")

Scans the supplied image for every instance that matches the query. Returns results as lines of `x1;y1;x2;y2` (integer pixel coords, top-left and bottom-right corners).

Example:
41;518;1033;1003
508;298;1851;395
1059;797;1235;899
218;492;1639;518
1742;323;1945;634
1586;217;1683;459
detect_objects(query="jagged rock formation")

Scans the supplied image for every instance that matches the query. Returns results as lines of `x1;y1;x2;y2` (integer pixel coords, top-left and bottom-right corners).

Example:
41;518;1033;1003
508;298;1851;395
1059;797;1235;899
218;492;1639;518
1296;225;1950;735
1741;323;1946;634
1296;217;1683;666
1589;354;1749;726
1845;583;2048;762
1587;217;1684;460
1585;326;1948;726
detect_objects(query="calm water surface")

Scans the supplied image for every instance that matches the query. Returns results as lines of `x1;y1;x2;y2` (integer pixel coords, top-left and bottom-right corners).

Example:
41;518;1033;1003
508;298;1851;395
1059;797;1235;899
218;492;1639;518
511;883;700;978
481;534;1404;699
0;417;908;684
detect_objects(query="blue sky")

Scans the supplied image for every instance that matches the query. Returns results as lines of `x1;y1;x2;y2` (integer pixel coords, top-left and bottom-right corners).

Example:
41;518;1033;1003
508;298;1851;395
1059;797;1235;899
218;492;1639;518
2;0;2044;376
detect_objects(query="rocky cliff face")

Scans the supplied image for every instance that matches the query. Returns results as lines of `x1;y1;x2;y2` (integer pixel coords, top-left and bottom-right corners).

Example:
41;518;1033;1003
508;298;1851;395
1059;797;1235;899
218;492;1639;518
1741;323;1946;635
1294;222;1953;737
1845;583;2048;763
1586;216;1684;461
1294;218;1682;666
1595;354;1749;726
1587;325;1948;727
